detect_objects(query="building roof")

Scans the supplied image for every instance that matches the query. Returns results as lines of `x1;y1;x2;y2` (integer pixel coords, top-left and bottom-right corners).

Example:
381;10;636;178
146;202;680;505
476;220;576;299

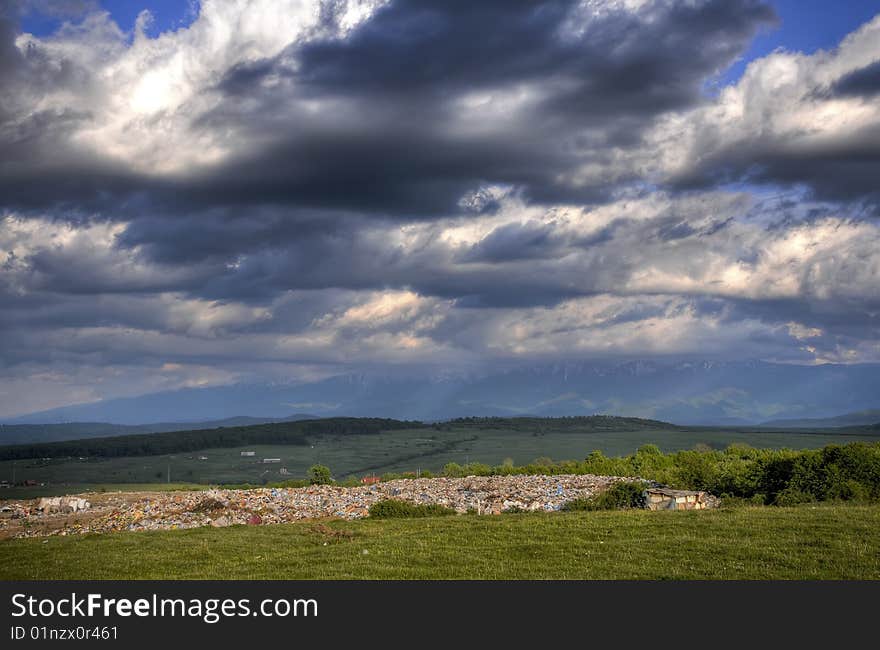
646;487;705;497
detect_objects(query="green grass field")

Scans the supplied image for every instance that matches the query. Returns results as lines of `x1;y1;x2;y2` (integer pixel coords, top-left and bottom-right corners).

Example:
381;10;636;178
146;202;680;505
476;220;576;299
2;504;878;579
4;426;878;491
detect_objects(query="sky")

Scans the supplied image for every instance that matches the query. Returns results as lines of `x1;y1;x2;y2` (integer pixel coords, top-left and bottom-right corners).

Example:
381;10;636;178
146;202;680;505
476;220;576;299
0;0;879;418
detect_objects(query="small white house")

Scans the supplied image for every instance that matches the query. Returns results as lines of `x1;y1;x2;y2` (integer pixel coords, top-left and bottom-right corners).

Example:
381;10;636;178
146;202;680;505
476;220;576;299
240;451;255;457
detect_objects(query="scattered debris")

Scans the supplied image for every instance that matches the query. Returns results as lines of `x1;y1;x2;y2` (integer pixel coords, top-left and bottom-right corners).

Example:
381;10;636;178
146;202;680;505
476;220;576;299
0;474;713;538
191;497;227;513
36;496;90;514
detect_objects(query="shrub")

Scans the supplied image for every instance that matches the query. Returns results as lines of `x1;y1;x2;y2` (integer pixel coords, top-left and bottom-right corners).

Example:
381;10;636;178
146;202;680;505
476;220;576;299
820;444;880;501
637;443;662;456
715;453;763;497
443;462;464;477
825;479;871;502
368;499;456;519
308;464;333;485
462;462;492;476
756;454;799;502
672;450;720;491
774;488;815;507
562;481;646;511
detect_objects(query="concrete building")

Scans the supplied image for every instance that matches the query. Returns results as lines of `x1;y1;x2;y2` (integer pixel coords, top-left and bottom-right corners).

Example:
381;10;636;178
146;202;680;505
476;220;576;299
644;487;718;510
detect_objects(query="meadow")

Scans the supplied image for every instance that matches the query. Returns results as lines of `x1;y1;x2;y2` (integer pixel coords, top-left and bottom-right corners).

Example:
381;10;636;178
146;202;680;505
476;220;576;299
2;424;879;493
2;504;878;579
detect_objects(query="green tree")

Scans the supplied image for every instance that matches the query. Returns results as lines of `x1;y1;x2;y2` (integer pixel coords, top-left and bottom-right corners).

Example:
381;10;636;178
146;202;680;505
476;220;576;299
443;462;464;477
308;464;333;485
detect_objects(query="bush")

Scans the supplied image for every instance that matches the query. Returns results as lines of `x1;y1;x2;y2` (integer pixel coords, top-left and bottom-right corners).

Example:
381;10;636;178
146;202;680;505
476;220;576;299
562;481;646;511
714;452;763;497
637;444;662;456
462;462;492;476
443;462;464;477
672;450;720;491
825;479;871;502
308;464;333;485
774;488;816;507
368;499;456;519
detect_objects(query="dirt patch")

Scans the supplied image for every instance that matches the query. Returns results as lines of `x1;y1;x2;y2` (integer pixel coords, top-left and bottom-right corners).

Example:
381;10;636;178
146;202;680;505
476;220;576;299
307;522;356;543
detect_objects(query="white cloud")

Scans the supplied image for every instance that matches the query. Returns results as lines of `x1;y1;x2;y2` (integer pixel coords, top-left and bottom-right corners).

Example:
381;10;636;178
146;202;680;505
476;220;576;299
14;0;388;173
647;14;880;186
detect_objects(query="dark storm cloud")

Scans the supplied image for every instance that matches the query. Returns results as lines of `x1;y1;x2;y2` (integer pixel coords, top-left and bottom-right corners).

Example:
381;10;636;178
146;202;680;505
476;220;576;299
0;0;777;220
191;0;777;216
673;133;880;205
293;0;774;112
116;200;731;310
114;208;349;265
715;296;880;365
0;8;133;218
459;221;561;263
667;27;880;207
833;59;880;97
195;226;591;308
173;121;572;218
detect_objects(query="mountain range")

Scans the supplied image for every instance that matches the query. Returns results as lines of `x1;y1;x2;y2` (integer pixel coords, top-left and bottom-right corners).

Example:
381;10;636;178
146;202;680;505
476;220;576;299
4;360;879;427
0;415;316;445
760;410;880;429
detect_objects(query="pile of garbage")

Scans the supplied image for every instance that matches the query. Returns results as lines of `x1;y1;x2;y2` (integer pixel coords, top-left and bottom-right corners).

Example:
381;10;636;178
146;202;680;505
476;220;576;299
36;496;91;514
1;474;639;538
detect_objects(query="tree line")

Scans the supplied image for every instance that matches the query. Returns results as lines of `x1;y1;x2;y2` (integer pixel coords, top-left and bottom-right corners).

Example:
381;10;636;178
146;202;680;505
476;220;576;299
0;418;421;460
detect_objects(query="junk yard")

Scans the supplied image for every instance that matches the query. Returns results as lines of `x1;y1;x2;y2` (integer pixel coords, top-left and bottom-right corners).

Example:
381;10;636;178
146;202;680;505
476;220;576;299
0;474;715;539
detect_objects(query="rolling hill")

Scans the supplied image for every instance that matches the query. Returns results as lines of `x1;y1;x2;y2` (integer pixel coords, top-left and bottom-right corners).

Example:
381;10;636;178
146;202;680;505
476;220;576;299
761;410;880;429
0;417;420;461
0;414;317;446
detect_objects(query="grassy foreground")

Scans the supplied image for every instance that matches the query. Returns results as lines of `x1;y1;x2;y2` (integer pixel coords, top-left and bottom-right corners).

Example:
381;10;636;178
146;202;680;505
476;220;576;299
2;504;879;580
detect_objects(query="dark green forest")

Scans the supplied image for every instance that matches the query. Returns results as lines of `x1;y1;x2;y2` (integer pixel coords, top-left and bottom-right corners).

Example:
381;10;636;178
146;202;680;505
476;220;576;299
0;418;418;460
